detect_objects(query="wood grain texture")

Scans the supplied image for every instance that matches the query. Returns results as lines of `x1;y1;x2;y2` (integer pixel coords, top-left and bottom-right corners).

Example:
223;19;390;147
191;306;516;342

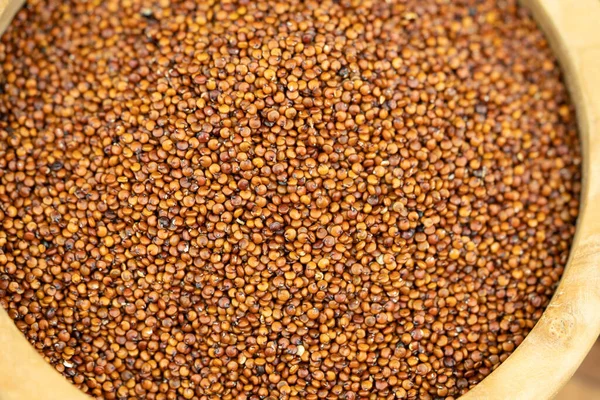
0;0;598;399
465;0;600;398
0;0;21;35
556;340;600;400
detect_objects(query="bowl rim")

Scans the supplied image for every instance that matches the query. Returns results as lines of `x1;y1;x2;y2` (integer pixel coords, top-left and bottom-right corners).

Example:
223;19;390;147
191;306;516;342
0;0;599;399
465;0;600;398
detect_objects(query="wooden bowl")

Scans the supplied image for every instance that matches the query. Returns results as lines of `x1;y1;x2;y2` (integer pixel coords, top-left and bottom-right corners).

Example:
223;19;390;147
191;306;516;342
0;0;599;399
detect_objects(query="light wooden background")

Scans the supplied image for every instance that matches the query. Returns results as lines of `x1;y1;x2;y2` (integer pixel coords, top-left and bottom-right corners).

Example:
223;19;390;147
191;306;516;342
556;339;600;399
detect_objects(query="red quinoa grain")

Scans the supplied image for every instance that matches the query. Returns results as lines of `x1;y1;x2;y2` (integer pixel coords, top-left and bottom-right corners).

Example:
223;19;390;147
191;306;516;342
0;0;581;399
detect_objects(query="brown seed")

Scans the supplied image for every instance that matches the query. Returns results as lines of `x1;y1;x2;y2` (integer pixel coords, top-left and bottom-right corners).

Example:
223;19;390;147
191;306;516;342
0;1;580;399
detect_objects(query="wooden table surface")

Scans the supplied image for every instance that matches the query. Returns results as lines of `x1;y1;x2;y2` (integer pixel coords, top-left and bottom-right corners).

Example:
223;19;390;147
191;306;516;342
556;339;600;399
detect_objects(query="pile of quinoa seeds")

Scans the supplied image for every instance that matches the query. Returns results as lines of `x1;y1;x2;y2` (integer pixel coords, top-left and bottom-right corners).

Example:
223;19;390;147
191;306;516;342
0;0;581;399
